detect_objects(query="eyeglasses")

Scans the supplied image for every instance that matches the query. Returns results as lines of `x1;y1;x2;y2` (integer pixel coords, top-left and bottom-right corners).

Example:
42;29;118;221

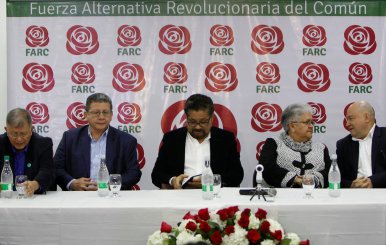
292;120;315;126
7;131;30;139
87;110;112;117
186;118;211;127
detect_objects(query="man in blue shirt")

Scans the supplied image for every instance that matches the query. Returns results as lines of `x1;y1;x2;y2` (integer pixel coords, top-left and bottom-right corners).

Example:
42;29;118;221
54;93;141;191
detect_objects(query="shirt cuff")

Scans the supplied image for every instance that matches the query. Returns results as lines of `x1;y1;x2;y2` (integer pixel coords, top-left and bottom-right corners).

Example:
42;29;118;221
67;179;76;191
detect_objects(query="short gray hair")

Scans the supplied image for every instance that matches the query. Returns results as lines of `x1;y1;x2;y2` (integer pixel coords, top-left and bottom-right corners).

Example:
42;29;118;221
355;100;375;120
85;93;113;112
281;103;312;133
6;108;32;128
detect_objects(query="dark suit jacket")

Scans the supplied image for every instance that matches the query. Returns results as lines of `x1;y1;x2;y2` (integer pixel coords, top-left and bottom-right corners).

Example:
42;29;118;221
54;125;141;190
151;127;244;188
336;125;386;188
0;132;54;193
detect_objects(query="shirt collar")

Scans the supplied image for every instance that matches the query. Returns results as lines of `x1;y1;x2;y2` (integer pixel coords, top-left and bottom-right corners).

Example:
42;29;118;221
11;144;29;154
88;126;109;141
352;124;375;142
187;131;211;144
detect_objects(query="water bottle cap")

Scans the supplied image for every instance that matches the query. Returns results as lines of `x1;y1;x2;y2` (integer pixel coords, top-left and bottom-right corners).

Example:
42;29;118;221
331;154;337;160
4;155;10;161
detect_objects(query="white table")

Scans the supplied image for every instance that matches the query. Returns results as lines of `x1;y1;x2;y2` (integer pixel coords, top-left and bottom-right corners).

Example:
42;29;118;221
0;188;385;245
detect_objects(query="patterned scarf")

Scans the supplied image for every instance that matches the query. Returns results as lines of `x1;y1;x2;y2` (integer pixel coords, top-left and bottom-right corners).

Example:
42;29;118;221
280;132;312;153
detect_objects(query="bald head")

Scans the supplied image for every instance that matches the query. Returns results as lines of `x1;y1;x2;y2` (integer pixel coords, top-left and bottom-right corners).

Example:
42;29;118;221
346;101;376;139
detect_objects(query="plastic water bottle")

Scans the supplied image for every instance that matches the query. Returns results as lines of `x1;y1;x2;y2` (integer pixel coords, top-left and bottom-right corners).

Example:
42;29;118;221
97;155;109;197
201;160;214;200
328;154;341;197
1;155;13;198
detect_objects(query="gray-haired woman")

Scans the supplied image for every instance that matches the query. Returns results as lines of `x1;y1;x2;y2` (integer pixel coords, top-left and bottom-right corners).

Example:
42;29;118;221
257;103;331;188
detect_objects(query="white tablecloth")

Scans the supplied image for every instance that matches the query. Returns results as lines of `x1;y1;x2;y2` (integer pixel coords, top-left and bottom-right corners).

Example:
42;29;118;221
0;188;385;245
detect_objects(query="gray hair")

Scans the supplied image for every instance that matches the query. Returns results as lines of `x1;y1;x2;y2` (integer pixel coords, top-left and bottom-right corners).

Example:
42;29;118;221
85;93;113;112
281;103;313;133
6;108;32;128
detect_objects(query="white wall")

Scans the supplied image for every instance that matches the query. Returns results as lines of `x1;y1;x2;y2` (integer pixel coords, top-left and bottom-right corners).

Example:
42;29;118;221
0;1;7;124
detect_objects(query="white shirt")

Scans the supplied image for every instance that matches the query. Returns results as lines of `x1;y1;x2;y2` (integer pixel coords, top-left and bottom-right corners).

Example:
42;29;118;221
352;124;375;178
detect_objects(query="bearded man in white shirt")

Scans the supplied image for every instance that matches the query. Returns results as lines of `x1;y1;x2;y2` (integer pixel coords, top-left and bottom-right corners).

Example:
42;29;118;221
336;100;386;188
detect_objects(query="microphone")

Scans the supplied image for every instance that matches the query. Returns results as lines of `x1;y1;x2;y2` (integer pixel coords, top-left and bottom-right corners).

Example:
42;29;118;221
255;164;264;186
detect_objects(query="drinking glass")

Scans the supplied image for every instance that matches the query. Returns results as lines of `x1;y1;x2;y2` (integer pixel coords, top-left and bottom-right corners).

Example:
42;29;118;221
109;174;122;198
302;174;315;199
15;175;28;199
213;174;222;198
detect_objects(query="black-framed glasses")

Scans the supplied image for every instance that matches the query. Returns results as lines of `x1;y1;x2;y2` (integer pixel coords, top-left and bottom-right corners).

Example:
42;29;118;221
87;110;112;117
186;118;211;127
292;120;315;126
7;131;31;139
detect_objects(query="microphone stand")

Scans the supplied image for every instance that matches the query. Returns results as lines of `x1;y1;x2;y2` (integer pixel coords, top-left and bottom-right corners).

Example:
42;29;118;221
250;182;267;201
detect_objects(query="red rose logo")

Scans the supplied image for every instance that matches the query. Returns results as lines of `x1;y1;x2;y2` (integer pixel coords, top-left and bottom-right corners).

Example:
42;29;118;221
205;62;238;92
137;143;146;169
131;185;141;191
251;102;282;132
297;62;331;92
302;25;327;47
71;62;95;85
66;102;87;129
25;25;49;47
112;62;146;92
256;141;266;161
117;25;141;47
251;25;284;54
164;62;188;84
344;25;377;55
210;25;234;47
256;62;280;84
66;25;99;55
159;25;192;55
22;63;55;93
117;102;142;124
307;102;327;124
348;62;372;85
343;102;354;131
26;102;49;124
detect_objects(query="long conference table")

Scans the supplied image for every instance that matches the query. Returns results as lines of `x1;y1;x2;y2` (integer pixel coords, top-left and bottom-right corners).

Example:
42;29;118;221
0;188;385;245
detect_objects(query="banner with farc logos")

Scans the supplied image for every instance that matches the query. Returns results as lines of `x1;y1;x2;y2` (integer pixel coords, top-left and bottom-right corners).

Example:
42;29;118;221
6;0;386;189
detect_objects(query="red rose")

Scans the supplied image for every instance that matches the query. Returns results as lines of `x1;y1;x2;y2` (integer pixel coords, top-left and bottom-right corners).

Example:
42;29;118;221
199;221;211;233
271;230;283;241
251;25;284;54
22;63;55;93
136;144;146;169
260;220;270;234
216;209;228;221
256;62;280;84
205;62;238;92
164;62;188;84
210;230;222;245
302;25;327;47
210;25;234;47
117;102;142;124
198;208;210;221
247;230;261;244
241;208;251;216
256;141;266;161
160;221;172;233
255;208;267;220
308;102;327;124
226;206;239;217
185;221;197;232
348;62;372;85
237;214;249;228
117;25;141;47
183;212;195;220
26;102;49;124
300;240;310;245
224;225;235;235
66;25;99;55
344;25;376;55
112;62;146;92
25;25;49;47
251;102;282;132
297;62;331;92
71;62;95;85
159;25;192;54
66;102;87;129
